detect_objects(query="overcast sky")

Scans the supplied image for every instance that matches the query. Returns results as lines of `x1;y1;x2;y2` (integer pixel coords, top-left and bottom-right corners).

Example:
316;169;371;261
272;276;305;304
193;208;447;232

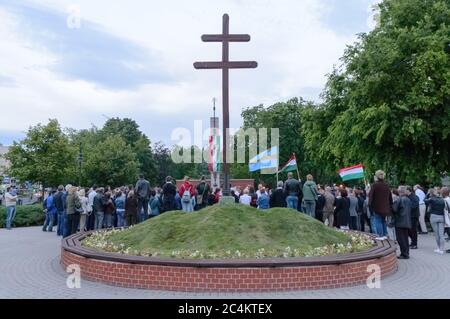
0;0;379;147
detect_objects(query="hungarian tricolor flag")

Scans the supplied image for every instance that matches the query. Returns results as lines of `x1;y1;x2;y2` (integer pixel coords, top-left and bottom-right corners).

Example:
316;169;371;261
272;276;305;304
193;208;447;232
339;164;365;181
278;154;297;173
208;135;221;172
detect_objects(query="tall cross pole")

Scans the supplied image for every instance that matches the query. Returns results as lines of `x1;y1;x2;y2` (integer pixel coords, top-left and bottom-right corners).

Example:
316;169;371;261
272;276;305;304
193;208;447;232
194;14;257;196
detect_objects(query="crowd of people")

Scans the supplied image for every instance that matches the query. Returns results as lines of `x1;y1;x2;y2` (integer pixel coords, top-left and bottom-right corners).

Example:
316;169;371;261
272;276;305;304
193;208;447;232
4;170;450;260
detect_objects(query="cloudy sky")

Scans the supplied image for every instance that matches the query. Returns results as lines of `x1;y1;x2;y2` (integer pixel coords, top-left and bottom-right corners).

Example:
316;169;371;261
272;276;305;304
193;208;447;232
0;0;379;147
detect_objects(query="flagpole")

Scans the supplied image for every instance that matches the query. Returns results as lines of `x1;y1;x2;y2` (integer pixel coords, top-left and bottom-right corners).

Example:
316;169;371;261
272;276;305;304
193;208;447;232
293;153;301;181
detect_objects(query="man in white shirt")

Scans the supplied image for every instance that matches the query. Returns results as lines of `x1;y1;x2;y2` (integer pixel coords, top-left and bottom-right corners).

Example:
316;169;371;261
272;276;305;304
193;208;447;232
87;186;97;231
5;186;18;230
414;185;427;234
239;188;252;206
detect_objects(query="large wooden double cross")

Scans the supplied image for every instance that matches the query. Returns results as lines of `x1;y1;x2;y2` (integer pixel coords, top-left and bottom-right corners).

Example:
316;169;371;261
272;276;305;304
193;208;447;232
194;14;258;195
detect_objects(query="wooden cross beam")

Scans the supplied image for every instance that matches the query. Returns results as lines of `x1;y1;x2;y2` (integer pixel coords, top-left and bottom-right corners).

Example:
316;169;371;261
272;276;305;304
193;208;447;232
194;13;258;196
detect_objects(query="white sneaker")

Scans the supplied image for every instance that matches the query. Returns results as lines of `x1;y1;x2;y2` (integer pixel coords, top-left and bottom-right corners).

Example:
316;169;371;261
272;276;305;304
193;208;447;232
438;250;444;255
434;248;441;253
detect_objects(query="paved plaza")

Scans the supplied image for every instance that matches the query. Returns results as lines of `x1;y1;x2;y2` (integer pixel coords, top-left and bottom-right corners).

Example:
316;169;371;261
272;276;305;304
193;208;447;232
1;226;450;299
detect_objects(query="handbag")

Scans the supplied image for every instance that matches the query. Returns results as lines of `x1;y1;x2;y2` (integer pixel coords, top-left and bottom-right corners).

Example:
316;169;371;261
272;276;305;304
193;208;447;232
196;184;207;206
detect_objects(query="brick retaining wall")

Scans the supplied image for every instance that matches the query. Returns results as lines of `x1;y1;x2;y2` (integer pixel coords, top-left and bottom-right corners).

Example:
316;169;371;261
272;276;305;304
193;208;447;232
61;232;397;292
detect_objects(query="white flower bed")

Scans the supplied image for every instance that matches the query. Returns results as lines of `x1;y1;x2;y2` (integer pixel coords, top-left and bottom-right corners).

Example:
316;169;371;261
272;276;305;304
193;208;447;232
82;228;375;259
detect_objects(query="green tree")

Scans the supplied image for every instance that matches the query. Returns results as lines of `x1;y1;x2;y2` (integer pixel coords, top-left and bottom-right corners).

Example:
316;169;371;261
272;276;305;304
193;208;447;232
100;118;157;182
5;119;76;187
304;0;450;185
82;135;140;187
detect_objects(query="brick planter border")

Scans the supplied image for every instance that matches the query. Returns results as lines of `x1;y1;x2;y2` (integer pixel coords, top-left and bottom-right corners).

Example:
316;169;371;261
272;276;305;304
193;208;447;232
61;231;397;292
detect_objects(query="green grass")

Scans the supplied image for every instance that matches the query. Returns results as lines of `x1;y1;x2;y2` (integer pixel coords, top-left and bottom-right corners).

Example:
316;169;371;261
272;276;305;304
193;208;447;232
0;204;45;228
104;204;352;257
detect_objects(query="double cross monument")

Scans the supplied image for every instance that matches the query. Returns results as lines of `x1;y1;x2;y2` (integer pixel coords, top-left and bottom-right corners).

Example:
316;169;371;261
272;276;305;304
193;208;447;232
194;13;258;196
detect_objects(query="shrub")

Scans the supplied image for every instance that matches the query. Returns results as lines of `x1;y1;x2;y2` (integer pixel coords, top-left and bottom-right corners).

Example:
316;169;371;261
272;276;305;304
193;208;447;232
0;204;45;228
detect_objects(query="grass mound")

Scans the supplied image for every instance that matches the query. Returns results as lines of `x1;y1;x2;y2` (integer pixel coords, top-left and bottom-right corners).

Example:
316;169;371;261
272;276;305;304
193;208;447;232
83;204;374;259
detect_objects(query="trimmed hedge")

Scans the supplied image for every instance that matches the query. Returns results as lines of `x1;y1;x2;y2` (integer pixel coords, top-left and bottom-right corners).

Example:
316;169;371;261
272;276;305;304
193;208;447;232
0;204;45;228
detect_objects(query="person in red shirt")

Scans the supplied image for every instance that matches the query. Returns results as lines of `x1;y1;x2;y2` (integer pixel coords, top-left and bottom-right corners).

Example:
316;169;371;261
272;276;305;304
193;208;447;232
179;176;195;212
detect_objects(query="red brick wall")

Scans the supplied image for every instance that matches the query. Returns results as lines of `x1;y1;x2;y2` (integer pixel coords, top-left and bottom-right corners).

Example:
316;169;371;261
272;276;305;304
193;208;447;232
61;249;397;292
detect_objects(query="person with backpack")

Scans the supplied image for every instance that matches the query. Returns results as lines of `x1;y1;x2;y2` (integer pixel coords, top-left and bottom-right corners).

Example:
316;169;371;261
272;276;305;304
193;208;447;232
179;176;195;212
195;176;211;210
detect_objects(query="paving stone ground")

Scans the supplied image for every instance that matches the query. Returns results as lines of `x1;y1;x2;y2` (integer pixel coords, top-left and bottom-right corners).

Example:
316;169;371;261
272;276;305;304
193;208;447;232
1;226;450;299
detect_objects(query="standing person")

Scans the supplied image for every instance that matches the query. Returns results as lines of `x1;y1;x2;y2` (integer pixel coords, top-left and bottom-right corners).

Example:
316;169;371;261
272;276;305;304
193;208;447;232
104;192;115;228
149;189;162;218
213;188;222;204
323;187;335;227
65;186;81;237
368;170;392;238
53;185;65;236
125;190;138;226
86;186;97;231
78;189;89;232
249;186;258;208
93;188;106;230
114;189;126;227
270;181;286;208
425;188;446;254
387;189;399;241
257;187;270;210
4;186;18;230
414;185;428;234
195;176;211;210
334;189;350;230
407;186;420;249
302;175;319;218
283;172;301;210
42;189;57;232
348;189;359;230
442;188;450;253
239;188;252;206
135;174;151;222
392;186;412;259
179;176;195;212
162;176;177;212
315;188;326;222
356;188;366;231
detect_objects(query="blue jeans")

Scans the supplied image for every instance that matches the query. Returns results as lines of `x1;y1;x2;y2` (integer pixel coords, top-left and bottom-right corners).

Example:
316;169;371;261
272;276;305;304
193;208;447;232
304;200;316;218
95;211;104;230
286;196;298;210
104;214;113;228
43;212;56;231
181;201;193;212
116;210;125;227
57;211;65;236
6;206;16;229
373;213;387;237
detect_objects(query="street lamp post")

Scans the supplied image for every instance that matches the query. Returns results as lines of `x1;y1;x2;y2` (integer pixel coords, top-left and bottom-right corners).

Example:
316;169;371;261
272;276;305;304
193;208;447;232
77;143;83;187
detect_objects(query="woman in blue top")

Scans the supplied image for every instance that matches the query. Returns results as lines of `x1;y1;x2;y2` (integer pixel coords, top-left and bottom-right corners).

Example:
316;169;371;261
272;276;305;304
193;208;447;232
257;187;270;210
114;189;126;227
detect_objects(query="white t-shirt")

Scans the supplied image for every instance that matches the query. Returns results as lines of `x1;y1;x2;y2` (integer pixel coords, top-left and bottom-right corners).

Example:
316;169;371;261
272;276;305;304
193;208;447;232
88;190;97;211
239;194;252;205
415;189;426;205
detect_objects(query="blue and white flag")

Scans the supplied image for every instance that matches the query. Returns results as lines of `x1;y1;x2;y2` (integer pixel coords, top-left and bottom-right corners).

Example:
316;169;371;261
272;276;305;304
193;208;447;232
248;146;279;173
